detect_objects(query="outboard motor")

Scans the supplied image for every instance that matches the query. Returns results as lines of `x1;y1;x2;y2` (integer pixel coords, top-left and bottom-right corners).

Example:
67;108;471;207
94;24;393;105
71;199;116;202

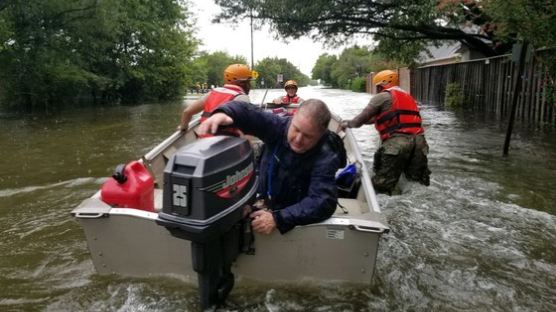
156;136;258;310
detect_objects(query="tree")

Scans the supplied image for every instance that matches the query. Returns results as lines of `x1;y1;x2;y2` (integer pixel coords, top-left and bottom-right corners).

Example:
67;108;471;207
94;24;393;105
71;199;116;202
77;0;199;103
313;46;403;91
193;51;247;87
312;54;337;86
329;46;375;89
254;57;309;89
0;0;199;111
214;0;510;63
481;0;556;49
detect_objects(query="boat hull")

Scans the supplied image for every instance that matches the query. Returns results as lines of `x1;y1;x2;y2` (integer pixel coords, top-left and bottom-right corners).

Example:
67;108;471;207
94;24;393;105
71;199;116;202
73;196;383;283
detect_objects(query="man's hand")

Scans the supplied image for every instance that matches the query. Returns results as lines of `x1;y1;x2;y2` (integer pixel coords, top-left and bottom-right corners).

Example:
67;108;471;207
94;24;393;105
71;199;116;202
250;210;276;234
178;99;205;131
196;112;234;136
340;119;350;130
177;112;192;131
272;98;282;104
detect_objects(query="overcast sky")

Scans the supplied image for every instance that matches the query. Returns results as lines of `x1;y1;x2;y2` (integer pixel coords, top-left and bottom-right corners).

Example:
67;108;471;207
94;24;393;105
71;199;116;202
188;0;373;76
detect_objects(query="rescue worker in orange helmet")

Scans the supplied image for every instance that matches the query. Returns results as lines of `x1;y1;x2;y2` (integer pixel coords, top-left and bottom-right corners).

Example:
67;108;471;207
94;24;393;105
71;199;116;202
178;64;254;132
273;80;304;105
341;70;431;194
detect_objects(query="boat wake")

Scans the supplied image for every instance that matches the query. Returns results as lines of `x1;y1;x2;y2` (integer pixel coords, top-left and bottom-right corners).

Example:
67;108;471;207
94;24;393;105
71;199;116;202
0;177;104;198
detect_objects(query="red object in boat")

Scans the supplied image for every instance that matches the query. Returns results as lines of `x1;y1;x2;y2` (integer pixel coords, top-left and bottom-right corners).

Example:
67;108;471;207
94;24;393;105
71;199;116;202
100;161;154;212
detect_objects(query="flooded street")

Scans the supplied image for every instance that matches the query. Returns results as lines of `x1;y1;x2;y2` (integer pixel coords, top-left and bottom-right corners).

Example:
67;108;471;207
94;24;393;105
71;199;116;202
1;87;555;311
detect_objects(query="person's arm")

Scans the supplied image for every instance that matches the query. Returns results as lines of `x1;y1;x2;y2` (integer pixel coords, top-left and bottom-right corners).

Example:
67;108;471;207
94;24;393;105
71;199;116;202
178;95;206;130
196;112;233;135
272;96;283;104
272;151;339;234
213;101;286;143
344;92;391;128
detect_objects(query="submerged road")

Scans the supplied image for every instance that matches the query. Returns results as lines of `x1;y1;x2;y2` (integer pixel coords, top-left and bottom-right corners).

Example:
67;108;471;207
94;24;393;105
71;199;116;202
0;87;555;311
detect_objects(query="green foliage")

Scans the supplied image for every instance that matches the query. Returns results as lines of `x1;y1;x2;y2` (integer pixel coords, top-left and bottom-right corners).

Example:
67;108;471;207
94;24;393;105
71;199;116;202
330;46;377;89
254;57;309;88
0;0;198;112
350;77;366;93
192;51;247;87
482;0;556;50
444;82;464;108
214;0;511;64
312;45;403;91
311;54;337;86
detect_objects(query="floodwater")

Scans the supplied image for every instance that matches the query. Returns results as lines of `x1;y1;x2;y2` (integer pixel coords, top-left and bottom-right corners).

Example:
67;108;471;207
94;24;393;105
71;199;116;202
1;87;555;311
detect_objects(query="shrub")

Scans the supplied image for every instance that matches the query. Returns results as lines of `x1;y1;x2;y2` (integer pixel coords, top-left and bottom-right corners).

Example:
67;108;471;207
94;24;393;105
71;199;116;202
351;77;367;92
444;82;464;108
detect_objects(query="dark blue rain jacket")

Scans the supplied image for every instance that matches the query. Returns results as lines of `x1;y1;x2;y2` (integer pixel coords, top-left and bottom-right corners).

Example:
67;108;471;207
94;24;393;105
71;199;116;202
215;101;339;234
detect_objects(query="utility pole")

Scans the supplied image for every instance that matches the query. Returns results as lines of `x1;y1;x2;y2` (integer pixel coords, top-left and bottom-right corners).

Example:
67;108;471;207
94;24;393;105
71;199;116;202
503;41;529;156
250;9;254;69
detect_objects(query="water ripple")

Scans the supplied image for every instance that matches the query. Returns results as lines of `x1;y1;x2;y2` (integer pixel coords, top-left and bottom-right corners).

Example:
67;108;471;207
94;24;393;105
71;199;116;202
0;177;102;198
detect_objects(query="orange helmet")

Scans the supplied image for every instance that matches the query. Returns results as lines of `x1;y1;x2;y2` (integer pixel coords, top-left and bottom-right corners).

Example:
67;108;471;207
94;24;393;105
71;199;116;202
284;80;298;89
372;70;399;89
224;64;254;83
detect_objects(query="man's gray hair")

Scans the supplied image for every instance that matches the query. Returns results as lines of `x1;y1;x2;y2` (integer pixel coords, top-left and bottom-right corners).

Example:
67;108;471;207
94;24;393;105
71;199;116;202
298;99;331;132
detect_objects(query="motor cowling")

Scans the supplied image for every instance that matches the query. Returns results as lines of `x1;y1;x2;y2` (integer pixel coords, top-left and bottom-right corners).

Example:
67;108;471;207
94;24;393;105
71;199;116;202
158;135;258;241
156;136;258;310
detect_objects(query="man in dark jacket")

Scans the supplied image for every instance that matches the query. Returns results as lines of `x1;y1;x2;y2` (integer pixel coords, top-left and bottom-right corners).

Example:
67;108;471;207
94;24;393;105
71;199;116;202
197;99;340;235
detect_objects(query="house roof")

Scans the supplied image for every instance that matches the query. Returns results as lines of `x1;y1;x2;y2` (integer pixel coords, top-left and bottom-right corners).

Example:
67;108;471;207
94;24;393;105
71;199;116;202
418;41;462;64
417;23;490;65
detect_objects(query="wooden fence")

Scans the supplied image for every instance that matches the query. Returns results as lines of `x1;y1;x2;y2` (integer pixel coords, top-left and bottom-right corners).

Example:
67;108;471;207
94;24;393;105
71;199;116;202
410;48;556;128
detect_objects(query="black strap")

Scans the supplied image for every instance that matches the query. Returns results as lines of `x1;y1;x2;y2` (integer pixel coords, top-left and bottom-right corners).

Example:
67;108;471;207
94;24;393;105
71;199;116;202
376;110;421;125
337;201;349;214
379;122;422;135
201;111;211;118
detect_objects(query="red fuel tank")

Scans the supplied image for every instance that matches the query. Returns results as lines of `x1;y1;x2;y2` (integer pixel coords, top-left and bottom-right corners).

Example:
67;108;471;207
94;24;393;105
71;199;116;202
100;161;154;212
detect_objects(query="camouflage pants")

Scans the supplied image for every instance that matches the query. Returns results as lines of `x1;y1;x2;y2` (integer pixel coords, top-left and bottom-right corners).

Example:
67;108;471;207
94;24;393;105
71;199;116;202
372;134;431;194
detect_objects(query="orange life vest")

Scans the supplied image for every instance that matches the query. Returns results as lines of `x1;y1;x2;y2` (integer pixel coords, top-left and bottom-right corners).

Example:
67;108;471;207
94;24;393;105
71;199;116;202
374;87;424;141
280;95;300;115
201;84;245;121
200;84;245;137
281;95;300;104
